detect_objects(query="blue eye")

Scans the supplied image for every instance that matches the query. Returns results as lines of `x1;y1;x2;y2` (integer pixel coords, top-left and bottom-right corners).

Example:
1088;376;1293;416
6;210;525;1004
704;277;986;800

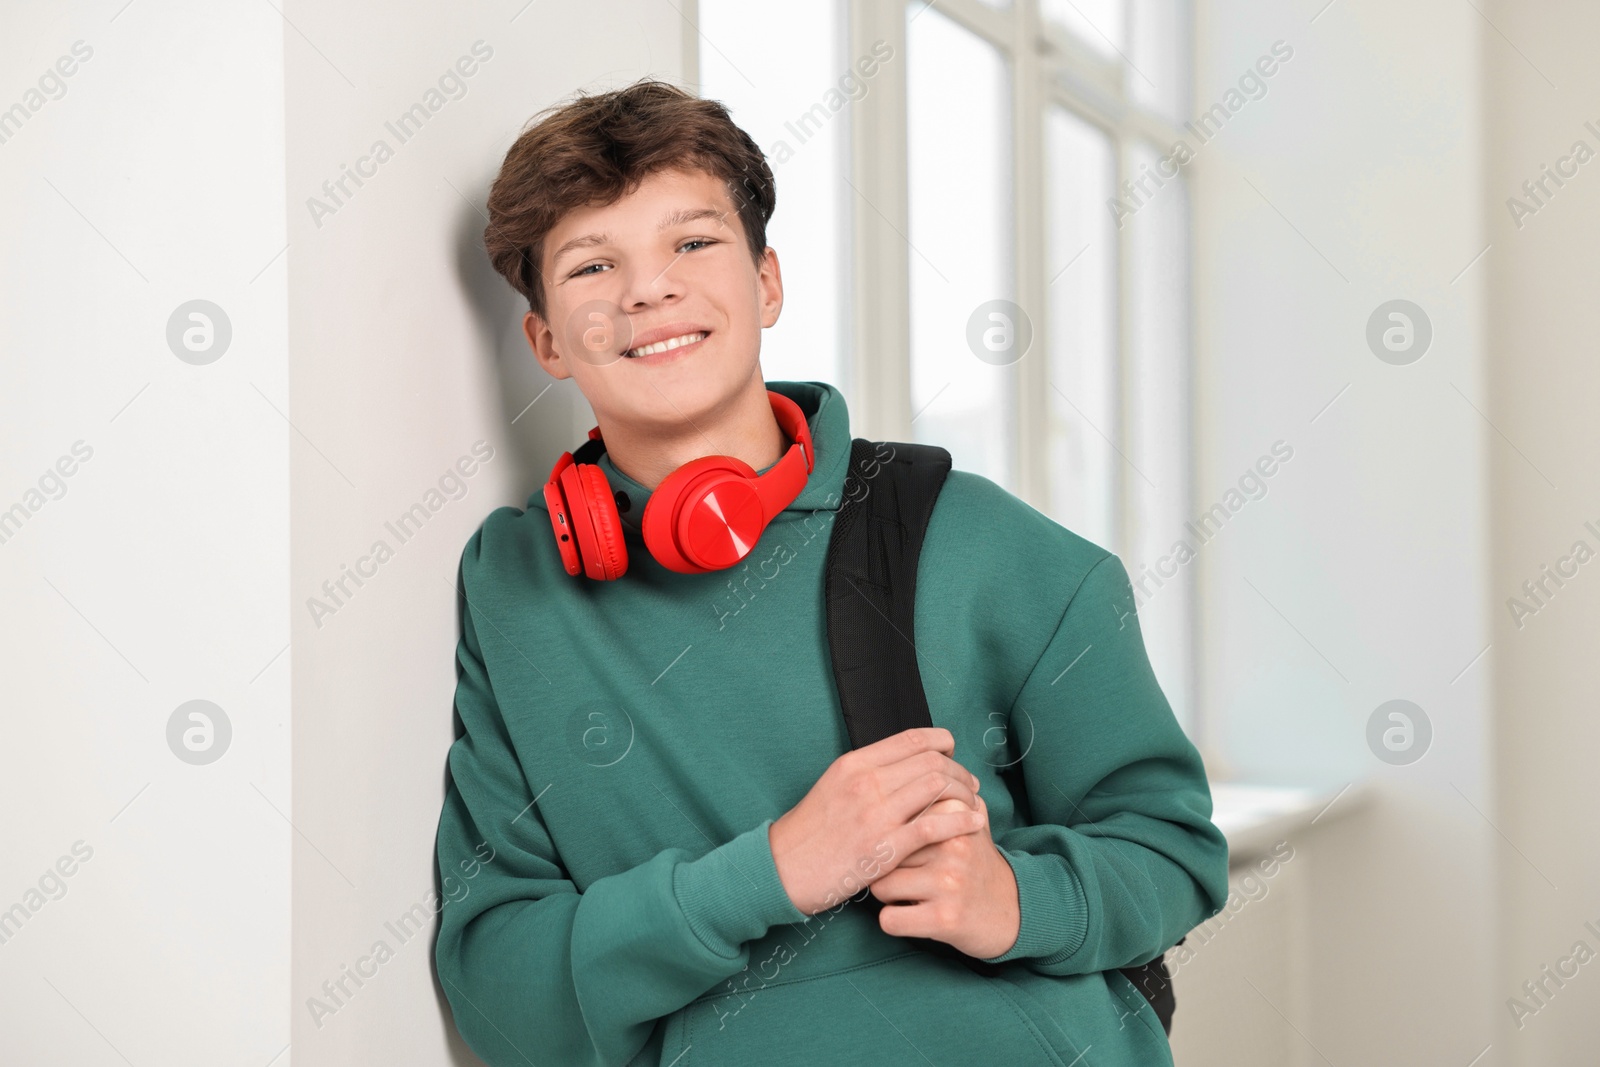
571;262;607;278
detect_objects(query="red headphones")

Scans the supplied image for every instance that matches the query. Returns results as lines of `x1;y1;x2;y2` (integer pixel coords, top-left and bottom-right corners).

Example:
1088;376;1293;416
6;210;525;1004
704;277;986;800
543;389;816;579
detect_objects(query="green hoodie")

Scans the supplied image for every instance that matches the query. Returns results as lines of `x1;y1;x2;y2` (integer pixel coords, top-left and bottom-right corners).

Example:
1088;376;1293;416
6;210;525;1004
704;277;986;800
433;379;1229;1067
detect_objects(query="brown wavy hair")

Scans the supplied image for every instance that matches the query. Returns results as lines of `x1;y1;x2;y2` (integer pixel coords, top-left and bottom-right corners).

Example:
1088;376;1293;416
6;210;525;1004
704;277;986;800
483;78;776;321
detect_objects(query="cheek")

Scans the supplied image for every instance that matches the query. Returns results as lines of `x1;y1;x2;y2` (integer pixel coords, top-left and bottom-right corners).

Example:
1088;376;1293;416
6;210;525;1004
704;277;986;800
553;299;634;364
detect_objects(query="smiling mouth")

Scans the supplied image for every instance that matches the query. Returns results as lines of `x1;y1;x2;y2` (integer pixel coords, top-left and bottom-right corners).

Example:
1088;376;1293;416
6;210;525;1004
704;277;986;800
624;331;708;359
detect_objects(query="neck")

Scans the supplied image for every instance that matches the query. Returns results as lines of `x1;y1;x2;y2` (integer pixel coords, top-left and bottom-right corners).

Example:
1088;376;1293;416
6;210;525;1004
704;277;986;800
599;381;790;492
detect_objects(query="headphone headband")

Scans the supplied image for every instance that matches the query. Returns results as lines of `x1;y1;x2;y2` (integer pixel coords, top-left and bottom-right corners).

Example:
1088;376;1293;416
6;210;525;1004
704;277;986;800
543;389;816;579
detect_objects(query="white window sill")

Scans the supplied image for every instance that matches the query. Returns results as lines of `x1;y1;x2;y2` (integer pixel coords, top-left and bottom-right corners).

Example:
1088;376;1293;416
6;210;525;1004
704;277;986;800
1210;779;1371;866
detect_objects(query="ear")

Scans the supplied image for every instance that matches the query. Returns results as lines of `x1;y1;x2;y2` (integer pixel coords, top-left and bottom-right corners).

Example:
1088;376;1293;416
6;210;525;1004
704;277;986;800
757;246;783;330
523;310;571;380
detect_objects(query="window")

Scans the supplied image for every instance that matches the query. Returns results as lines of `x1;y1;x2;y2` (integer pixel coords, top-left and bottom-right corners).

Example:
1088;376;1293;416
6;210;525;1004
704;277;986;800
1041;0;1126;59
694;0;1197;736
1044;104;1118;552
1124;139;1195;729
697;0;851;392
905;6;1016;487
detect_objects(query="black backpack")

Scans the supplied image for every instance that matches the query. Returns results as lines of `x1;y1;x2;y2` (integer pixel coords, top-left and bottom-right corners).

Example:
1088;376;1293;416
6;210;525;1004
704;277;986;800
821;436;1183;1037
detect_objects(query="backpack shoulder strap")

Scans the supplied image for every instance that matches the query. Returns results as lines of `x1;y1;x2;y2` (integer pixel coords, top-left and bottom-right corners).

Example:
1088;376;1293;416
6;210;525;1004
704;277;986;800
823;438;951;750
822;437;1006;978
821;439;1183;1035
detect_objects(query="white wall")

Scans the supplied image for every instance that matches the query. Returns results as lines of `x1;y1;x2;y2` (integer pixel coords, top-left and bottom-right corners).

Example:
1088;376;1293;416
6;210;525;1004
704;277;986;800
282;1;685;1062
1189;0;1496;1061
0;2;290;1064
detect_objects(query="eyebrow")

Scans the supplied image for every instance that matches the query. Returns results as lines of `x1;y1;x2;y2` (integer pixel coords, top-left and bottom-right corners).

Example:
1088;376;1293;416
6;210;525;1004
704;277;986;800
550;206;728;269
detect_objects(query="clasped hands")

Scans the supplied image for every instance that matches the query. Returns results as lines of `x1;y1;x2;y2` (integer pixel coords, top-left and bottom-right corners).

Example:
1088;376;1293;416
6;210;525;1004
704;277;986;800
768;727;1020;961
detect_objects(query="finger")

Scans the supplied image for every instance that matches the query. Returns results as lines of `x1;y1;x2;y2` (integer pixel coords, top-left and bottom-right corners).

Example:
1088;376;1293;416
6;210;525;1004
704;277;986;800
893;800;971;866
884;808;985;869
880;840;942;869
868;867;935;904
922;796;975;821
851;727;954;769
877;899;941;942
884;770;979;829
874;749;980;806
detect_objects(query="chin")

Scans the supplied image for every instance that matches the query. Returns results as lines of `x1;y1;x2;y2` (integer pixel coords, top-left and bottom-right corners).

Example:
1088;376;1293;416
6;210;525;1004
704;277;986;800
664;362;749;411
601;335;763;418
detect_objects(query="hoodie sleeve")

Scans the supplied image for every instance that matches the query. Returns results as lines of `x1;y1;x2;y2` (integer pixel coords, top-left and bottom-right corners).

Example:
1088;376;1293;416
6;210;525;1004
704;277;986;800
433;525;809;1067
974;552;1230;976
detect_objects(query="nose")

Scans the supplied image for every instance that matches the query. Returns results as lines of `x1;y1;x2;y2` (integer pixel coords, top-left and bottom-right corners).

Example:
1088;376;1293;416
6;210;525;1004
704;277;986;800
619;249;687;312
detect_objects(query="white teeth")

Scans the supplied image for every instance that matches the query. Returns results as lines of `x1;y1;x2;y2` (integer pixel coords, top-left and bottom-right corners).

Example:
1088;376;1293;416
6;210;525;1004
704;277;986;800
626;331;706;358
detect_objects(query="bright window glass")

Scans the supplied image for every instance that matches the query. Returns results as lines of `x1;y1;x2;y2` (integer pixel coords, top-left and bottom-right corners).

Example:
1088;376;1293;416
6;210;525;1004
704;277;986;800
1041;0;1127;60
698;0;849;392
1129;0;1191;124
906;4;1016;489
1043;105;1118;551
1124;138;1194;729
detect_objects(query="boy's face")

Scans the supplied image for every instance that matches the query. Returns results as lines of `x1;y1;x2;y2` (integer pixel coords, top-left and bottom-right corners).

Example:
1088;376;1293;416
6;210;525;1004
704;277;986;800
522;165;783;435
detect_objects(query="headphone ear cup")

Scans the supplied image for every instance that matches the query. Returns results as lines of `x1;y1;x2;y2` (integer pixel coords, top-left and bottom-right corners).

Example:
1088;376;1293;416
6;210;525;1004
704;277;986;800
569;463;629;580
643;456;762;573
543;478;585;577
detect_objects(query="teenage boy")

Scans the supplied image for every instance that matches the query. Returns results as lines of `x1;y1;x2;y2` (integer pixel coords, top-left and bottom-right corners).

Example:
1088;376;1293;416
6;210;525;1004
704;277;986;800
434;79;1229;1067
